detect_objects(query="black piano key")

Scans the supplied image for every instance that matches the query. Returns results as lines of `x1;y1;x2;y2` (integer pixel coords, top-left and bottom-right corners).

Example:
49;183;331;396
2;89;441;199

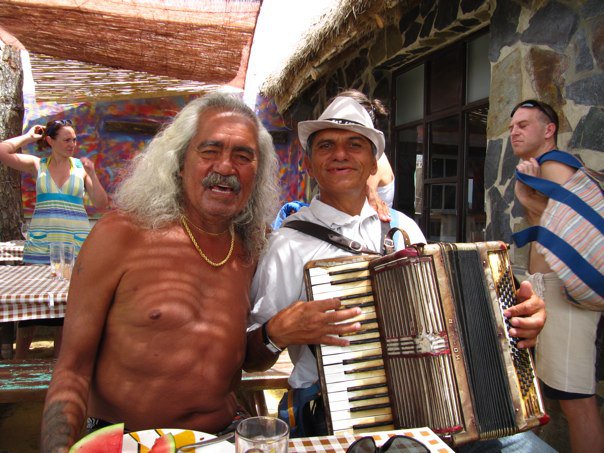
344;365;384;375
349;391;390;402
350;402;392;413
342;354;383;365
351;420;394;431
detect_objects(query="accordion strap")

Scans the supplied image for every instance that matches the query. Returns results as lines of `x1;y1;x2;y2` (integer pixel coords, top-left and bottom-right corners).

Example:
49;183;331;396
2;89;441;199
514;151;604;233
283;220;383;255
383;227;411;255
513;226;604;299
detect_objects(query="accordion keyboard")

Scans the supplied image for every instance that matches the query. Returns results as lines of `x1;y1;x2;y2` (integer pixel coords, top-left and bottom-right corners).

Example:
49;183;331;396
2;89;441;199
305;256;395;433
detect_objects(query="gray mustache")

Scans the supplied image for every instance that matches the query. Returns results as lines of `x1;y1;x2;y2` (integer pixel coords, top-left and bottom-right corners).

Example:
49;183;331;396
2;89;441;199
202;172;241;193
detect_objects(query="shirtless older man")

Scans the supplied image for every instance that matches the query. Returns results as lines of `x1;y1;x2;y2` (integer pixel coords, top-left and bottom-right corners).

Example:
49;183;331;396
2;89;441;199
40;92;280;452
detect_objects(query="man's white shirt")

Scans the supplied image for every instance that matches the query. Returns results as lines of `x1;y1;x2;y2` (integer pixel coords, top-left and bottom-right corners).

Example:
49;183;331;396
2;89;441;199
250;196;426;389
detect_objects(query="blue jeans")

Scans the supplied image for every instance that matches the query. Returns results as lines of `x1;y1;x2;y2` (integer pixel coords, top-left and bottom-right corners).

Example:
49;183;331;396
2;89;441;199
456;431;556;453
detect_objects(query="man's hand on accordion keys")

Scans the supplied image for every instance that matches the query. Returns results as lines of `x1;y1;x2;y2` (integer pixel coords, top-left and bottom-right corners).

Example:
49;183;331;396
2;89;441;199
266;298;362;349
504;280;547;349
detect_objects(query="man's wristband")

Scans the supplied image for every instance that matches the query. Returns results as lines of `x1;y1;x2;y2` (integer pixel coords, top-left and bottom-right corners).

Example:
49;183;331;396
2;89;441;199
261;321;283;354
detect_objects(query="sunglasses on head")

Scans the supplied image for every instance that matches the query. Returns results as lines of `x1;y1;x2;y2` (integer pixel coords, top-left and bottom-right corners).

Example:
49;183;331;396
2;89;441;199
347;435;430;453
46;119;73;134
510;100;557;126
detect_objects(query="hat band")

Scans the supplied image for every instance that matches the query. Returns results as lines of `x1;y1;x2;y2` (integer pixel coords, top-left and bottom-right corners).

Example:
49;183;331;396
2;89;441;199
323;118;366;126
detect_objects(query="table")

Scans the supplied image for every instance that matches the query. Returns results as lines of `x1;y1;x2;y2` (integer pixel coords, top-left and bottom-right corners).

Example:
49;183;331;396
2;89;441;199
0;352;293;406
0;265;69;322
0;240;24;263
289;428;453;452
239;352;293;416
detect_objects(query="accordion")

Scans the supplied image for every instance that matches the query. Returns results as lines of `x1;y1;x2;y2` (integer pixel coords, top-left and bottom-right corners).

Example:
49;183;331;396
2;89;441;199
303;241;547;446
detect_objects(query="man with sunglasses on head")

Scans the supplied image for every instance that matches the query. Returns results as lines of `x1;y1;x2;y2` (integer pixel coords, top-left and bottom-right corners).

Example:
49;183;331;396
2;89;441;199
510;99;604;452
245;95;552;451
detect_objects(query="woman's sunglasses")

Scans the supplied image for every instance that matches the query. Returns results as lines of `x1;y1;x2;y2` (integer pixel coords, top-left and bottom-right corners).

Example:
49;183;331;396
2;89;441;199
46;119;73;135
347;435;430;453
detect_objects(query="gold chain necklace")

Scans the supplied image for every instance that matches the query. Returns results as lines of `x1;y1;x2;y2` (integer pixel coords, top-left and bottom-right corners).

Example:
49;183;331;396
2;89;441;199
181;214;228;236
181;216;234;267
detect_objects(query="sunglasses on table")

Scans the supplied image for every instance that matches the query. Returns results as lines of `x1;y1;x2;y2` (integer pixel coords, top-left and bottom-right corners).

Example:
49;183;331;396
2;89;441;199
347;435;431;453
510;100;558;127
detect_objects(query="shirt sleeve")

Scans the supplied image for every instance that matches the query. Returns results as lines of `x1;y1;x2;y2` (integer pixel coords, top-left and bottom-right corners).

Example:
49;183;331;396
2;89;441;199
249;230;307;327
390;209;427;247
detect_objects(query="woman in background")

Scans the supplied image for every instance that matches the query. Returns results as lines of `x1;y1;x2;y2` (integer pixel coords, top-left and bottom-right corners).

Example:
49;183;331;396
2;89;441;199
0;119;108;357
0;120;108;261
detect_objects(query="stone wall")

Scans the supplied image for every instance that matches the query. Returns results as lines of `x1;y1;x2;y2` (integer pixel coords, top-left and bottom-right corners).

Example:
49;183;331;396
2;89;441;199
289;0;603;270
0;42;24;241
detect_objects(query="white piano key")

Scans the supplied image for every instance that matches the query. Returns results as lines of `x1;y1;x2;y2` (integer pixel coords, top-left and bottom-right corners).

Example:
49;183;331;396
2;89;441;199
323;367;386;385
311;280;372;297
331;412;394;431
323;358;385;377
327;396;392;412
330;405;393;422
320;347;384;366
325;374;388;393
307;260;371;277
309;269;370;285
326;384;390;404
321;340;382;356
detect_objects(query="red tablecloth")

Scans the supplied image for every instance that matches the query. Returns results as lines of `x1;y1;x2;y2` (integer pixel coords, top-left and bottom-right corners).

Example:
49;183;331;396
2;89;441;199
0;264;68;322
0;240;24;263
288;428;453;452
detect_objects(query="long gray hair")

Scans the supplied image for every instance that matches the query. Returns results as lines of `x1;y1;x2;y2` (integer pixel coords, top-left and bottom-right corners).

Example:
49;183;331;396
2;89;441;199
114;91;280;258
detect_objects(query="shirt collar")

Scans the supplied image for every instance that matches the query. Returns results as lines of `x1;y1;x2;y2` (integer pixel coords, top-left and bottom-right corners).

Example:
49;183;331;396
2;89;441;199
309;195;378;229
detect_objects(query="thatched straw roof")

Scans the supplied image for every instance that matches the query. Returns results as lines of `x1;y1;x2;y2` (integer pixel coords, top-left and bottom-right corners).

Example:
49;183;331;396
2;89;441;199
0;0;261;101
261;0;417;112
26;52;215;102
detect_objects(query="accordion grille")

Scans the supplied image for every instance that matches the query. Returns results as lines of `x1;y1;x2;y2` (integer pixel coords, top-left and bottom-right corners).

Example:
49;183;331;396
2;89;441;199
372;256;464;435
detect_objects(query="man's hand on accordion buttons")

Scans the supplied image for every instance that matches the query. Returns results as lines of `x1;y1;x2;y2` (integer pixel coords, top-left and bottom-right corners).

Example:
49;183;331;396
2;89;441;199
267;298;362;349
504;281;546;349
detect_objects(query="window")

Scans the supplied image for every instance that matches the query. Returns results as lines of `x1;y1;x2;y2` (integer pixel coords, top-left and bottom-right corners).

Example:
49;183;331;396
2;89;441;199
392;30;489;243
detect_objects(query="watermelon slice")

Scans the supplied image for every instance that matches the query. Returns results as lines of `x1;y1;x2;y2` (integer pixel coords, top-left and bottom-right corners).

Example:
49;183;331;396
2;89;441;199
69;422;125;452
149;433;176;453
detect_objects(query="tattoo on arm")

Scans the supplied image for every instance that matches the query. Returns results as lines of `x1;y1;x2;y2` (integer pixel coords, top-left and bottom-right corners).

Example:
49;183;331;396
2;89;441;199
41;400;76;453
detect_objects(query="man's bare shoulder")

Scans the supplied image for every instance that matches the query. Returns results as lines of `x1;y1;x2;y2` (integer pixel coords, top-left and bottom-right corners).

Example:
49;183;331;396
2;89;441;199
89;211;144;241
540;159;576;185
81;211;151;263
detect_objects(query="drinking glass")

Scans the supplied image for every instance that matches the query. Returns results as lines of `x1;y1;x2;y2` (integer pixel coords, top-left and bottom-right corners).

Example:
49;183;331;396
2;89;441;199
61;243;75;281
235;416;289;453
49;243;63;279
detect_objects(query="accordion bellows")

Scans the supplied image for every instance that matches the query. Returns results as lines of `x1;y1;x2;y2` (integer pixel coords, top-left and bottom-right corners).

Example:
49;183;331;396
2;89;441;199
304;241;547;446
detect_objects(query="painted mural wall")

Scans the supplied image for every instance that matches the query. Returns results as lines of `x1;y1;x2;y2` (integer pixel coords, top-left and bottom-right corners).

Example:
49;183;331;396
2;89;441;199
21;95;196;218
254;94;308;205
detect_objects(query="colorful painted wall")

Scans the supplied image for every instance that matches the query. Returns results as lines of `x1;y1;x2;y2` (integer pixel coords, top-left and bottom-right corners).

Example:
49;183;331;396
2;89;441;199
20;92;307;219
254;94;308;204
22;94;197;218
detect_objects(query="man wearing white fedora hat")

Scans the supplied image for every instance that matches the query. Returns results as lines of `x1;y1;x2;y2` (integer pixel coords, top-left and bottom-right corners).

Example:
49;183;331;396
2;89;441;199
244;96;550;449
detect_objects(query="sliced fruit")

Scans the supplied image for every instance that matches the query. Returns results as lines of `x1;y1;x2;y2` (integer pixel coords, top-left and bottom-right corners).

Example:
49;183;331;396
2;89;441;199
69;422;125;452
148;433;176;453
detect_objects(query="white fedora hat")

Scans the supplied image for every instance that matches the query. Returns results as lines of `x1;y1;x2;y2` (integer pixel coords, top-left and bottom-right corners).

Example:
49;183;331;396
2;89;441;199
298;96;385;159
